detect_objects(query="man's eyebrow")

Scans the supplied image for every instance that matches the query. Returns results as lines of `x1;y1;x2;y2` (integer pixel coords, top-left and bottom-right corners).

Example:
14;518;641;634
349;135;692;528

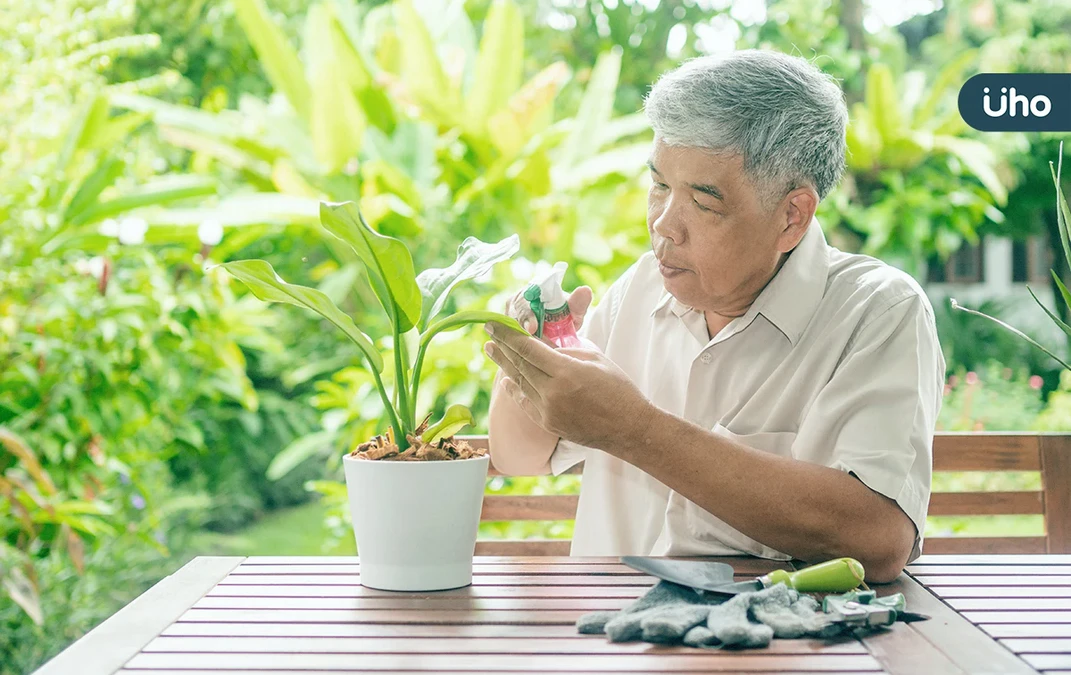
689;182;724;201
646;159;724;201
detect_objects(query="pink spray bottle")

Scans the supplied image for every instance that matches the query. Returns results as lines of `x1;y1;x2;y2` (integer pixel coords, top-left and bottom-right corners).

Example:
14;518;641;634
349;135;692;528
523;262;582;348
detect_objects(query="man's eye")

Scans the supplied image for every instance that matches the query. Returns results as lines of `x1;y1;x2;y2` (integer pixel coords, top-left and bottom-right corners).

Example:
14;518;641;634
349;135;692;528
653;182;669;190
694;199;714;212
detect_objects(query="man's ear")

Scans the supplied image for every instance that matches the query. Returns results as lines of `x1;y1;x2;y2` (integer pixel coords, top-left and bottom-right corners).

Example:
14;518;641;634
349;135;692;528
777;186;819;253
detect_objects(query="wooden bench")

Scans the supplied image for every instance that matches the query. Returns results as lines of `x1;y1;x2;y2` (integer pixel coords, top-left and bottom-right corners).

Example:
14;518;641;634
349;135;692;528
460;432;1071;556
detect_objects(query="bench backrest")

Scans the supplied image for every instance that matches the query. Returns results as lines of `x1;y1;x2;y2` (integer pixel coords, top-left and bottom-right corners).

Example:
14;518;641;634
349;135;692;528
461;433;1071;556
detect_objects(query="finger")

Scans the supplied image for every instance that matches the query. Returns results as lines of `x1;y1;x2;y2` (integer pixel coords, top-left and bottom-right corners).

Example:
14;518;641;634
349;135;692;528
484;340;526;385
568;286;593;330
487;329;555;384
487;336;552;389
501;376;545;425
508;291;538;332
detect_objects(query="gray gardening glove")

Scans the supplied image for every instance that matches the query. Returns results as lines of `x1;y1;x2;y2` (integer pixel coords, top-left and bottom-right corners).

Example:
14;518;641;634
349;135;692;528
578;581;840;649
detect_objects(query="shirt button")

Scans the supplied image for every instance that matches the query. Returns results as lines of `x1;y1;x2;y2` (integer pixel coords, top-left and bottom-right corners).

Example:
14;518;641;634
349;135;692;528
699;352;713;364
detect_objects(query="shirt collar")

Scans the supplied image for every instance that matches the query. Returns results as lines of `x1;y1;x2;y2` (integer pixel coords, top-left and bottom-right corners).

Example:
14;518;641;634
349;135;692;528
650;219;831;345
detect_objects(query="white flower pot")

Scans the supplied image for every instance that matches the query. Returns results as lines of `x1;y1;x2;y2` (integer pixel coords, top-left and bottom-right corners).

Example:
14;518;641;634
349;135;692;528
342;453;489;591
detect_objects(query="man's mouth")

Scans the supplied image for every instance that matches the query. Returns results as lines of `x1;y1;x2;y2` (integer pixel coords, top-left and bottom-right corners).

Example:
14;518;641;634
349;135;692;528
657;258;688;277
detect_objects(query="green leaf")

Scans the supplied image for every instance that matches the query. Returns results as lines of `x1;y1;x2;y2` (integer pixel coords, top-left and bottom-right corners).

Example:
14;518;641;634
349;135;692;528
866;63;903;142
319;201;422;333
913;50;977;126
267;430;336;481
394;0;461;127
55;96;108;176
112;93;247;139
597;112;652;149
559;50;621;168
159;127;273;179
487;61;570;158
466;0;523;133
64;156;125;223
83;111;151;152
67;175;218;226
950;298;1071;370
219;259;384;373
421;404;475;444
233;0;312;121
304;4;365;173
415;234;520;330
553;141;650;188
328;4;396;133
1051;150;1071;272
1054;270;1071;317
420;310;526;349
934;136;1008;206
1030;283;1071;340
3;567;42;626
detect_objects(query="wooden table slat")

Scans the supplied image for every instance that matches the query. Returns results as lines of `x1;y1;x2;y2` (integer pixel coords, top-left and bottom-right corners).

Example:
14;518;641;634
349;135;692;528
907;564;1071;576
962;611;1071;624
913;575;1071;587
124;652;886;672
230;562;792;576
1001;638;1071;653
949;598;1071;611
141;635;868;655
978;624;1071;639
120;671;885;675
179;608;597;624
231;563;655;575
914;586;1071;599
163;622;588;638
193;596;633;611
217;574;660;587
912;555;1071;565
206;584;652;599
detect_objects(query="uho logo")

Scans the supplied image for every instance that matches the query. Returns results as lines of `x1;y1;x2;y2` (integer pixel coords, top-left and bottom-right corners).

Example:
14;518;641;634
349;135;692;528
959;74;1070;132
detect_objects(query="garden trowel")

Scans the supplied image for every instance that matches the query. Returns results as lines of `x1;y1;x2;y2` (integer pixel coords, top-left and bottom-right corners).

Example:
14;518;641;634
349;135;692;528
621;556;867;595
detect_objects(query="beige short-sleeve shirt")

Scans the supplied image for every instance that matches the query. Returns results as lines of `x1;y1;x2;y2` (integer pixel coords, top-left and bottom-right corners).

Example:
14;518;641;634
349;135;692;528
551;220;945;561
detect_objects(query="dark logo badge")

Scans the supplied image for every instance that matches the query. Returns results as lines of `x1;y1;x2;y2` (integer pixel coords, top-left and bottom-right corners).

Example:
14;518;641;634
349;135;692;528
959;73;1070;132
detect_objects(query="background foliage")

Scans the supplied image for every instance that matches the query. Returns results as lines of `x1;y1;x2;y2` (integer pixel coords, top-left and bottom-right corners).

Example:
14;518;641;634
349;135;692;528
4;0;1071;671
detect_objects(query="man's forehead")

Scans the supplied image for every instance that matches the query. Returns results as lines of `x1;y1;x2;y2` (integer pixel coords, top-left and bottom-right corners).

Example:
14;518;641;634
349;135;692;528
649;142;743;174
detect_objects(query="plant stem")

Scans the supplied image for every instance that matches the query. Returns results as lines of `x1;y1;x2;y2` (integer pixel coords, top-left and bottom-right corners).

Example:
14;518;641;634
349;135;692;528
392;322;412;442
398;331;414;429
410;341;429;419
369;365;405;451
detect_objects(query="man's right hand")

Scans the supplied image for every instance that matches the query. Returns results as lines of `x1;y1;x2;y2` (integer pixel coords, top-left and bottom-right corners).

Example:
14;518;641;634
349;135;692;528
505;285;594;345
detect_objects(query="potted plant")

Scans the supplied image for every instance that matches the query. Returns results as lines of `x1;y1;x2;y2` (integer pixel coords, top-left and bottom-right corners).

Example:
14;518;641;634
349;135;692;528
219;201;525;591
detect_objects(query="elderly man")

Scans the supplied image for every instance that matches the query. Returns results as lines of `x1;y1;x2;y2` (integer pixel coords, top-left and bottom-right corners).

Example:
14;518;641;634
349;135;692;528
482;50;944;583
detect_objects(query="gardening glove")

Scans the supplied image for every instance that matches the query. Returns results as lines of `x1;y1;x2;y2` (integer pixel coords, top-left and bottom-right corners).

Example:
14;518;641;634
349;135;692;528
578;581;840;649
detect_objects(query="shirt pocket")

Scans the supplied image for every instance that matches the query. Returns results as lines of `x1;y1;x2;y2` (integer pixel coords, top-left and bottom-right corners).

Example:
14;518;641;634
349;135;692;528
677;425;798;560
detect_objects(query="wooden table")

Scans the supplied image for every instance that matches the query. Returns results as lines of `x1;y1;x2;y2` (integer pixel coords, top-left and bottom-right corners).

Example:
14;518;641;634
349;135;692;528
31;554;1071;674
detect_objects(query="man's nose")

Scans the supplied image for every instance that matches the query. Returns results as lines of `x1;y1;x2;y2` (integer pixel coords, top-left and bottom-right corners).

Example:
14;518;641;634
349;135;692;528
651;204;686;246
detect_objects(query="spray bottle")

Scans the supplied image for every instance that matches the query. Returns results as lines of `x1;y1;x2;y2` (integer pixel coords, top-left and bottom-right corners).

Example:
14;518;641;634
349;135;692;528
523;261;582;349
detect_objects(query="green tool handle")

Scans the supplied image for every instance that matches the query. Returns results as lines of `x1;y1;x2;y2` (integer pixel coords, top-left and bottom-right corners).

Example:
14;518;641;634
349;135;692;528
763;558;865;593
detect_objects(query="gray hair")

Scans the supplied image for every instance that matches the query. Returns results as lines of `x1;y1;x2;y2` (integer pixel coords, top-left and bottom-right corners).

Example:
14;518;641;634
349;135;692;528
644;49;848;202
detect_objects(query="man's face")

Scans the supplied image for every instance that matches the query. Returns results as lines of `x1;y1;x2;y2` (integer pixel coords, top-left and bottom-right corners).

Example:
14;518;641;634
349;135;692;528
646;138;793;316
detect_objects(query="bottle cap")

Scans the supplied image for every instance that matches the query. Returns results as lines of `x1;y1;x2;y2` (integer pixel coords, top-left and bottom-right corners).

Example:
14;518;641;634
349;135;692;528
524;262;570;338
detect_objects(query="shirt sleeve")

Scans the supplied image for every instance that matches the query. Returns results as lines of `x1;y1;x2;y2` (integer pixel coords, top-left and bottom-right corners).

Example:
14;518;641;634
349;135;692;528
548;262;640;476
794;294;945;562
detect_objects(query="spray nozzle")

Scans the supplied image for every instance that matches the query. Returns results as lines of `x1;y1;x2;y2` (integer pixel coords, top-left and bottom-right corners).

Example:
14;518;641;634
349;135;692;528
524;261;570;339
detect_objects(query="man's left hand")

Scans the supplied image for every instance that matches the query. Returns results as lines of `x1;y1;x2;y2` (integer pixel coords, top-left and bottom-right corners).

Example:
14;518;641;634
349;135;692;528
483;322;653;450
